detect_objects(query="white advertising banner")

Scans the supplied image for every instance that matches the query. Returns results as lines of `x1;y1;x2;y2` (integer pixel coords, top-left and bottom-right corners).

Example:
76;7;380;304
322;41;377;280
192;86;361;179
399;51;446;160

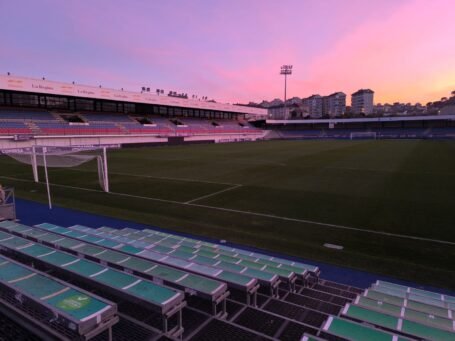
0;75;266;116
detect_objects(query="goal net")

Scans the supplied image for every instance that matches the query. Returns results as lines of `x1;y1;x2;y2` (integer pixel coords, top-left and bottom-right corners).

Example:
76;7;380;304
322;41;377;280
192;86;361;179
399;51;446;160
1;145;110;193
350;131;377;140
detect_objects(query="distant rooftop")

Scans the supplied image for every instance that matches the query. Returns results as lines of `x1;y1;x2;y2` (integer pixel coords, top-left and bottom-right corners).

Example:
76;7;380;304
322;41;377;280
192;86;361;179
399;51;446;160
352;89;374;96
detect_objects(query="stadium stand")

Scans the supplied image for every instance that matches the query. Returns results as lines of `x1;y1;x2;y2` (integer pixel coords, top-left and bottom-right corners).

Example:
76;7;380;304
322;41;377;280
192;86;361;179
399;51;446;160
341;304;455;340
0;221;230;317
0;109;262;138
320;316;411;340
271;126;455;140
32;223;262;305
0;110;55;120
0;220;453;340
69;225;300;294
35;122;124;135
0;253;118;340
0;222;186;337
373;280;455;305
80;113;136;123
0;121;32;134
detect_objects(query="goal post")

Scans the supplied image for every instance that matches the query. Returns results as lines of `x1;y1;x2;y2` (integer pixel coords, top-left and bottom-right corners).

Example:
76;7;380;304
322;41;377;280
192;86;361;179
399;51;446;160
350;131;377;140
1;145;112;209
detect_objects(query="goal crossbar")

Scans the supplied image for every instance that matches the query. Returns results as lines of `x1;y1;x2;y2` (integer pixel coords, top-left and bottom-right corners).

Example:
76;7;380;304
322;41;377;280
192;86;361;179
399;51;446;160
0;145;111;209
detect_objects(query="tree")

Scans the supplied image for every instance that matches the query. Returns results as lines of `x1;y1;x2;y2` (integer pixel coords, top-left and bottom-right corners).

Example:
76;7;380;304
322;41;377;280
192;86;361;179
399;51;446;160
451;90;455;97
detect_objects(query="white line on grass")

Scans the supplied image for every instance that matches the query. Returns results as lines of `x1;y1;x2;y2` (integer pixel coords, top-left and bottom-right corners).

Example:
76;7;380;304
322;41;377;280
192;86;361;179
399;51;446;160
188;203;455;246
185;184;242;204
51;168;241;186
2;175;455;246
326;166;455;177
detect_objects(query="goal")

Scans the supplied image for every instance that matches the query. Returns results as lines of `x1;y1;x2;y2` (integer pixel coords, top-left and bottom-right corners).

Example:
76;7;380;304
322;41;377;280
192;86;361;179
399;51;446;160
350;131;377;140
0;145;112;209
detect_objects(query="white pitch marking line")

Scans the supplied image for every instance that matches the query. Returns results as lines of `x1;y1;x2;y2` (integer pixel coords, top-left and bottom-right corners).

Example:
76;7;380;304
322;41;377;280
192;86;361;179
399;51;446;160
51;168;241;186
185;184;242;204
2;175;455;246
189;202;455;246
326;166;455;177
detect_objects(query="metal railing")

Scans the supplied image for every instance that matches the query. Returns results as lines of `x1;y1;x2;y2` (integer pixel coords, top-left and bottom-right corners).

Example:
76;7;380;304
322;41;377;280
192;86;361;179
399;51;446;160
0;187;16;220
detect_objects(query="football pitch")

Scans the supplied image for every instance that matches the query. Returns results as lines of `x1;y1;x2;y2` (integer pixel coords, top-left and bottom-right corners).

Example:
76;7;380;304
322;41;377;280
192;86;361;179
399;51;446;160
1;139;454;290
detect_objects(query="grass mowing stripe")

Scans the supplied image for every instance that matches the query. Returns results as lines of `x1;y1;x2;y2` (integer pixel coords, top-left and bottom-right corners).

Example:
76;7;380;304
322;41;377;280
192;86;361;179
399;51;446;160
2;174;453;246
51;167;242;186
2;140;455;289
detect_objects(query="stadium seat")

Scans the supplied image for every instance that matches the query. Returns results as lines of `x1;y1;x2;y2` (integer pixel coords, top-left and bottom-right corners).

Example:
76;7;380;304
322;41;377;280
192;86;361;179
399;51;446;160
0;253;118;340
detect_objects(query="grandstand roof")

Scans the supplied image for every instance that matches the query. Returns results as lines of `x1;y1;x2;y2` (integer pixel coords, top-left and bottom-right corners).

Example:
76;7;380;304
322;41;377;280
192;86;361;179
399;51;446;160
0;74;267;116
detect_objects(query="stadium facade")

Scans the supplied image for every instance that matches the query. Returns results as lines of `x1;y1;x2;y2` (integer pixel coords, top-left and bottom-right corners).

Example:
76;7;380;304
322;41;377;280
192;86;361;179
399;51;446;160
0;75;268;149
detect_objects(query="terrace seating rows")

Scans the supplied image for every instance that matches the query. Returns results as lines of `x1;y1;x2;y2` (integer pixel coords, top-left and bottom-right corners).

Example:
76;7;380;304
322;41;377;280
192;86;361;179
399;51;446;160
321;316;411;341
374;280;455;306
177;119;259;133
0;109;262;136
0;253;118;340
0;221;353;340
0;225;186;336
311;283;357;300
353;296;454;332
92;226;315;287
34;122;123;135
277;127;455;140
21;222;260;305
34;223;266;301
111;226;318;275
4;220;454;341
363;289;454;320
81;113;136;122
0;221;230;316
0;121;32;134
341;304;455;340
370;284;455;311
299;287;352;307
71;225;300;291
317;279;364;295
120;122;173;134
0;110;55;120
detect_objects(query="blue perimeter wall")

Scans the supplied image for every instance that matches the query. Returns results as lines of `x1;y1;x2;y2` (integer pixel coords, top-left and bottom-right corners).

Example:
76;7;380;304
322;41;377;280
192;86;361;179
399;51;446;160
14;198;454;296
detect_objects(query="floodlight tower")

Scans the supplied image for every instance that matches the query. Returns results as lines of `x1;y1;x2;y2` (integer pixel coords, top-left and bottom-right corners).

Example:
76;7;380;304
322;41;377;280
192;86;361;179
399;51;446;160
280;65;293;119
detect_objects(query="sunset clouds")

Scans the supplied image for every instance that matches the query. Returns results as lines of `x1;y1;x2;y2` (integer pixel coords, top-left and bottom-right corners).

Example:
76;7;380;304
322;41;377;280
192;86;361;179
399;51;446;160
0;0;453;104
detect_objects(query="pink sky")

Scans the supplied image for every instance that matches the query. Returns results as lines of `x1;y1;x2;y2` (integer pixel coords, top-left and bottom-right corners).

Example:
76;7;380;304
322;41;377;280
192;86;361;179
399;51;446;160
0;0;454;105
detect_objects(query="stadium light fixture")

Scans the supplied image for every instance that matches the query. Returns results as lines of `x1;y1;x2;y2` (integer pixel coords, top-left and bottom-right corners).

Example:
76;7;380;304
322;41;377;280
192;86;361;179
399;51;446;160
280;65;293;119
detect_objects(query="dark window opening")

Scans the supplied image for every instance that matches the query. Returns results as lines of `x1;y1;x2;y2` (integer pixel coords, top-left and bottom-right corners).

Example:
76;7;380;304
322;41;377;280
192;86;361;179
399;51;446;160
170;118;184;126
60;114;85;123
135;117;153;125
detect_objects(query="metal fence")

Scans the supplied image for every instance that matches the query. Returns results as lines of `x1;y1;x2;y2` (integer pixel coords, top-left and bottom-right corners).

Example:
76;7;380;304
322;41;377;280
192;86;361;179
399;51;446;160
0;187;16;220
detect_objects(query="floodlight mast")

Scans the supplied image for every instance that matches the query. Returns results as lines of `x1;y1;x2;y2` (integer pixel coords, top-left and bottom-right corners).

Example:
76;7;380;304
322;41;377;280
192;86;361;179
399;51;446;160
280;65;293;120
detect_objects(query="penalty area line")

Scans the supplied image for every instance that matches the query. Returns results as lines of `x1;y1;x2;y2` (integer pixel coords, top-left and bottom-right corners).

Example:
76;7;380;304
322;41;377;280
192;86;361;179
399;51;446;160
185;184;242;204
1;175;454;246
50;168;241;186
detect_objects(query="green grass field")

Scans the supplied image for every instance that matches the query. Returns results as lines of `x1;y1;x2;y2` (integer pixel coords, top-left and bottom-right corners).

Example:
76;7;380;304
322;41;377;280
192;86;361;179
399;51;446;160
1;140;454;289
